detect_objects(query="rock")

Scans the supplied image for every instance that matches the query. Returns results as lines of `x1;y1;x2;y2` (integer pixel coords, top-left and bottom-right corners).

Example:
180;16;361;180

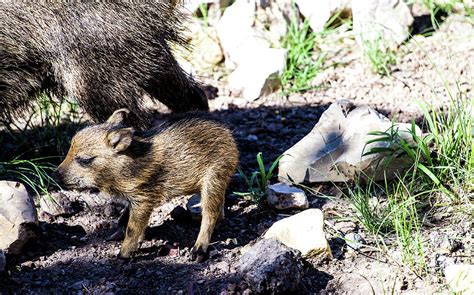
334;221;357;234
66;190;112;208
106;228;125;241
0;181;38;255
216;0;266;68
39;192;77;217
264;209;331;259
209;249;219;259
254;0;289;45
352;0;414;50
445;264;474;294
194;28;224;67
186;194;202;221
182;0;213;13
168;247;179;257
296;0;351;32
238;238;304;293
345;232;364;250
228;47;286;100
158;243;179;257
266;183;309;210
0;250;5;272
278;102;422;184
182;23;224;70
217;0;286;100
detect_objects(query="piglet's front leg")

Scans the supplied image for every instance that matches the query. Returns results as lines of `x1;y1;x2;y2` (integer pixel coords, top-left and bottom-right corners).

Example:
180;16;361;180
118;202;153;259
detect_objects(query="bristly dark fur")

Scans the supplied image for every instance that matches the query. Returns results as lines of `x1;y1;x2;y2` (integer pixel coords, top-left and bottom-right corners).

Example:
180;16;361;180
0;2;208;127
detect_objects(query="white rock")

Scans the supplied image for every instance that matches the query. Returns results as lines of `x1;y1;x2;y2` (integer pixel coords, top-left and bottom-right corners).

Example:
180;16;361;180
79;191;112;208
0;181;38;255
264;209;331;258
216;0;266;68
445;264;474;295
193;27;224;67
345;232;364;250
178;24;223;73
255;0;289;44
216;0;287;100
228;47;286;100
185;194;225;221
278;102;422;184
296;0;351;32
267;183;309;210
352;0;414;49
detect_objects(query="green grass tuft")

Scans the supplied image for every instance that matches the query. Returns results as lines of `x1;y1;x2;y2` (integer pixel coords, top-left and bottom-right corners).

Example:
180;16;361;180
362;36;397;76
234;152;283;204
387;179;428;276
346;92;472;275
0;158;59;197
281;12;321;93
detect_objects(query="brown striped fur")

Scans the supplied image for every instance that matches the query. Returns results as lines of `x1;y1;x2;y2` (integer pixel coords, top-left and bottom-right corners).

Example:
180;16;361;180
54;109;239;260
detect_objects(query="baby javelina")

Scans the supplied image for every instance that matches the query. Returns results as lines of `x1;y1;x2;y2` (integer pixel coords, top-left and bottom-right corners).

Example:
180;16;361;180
53;109;239;261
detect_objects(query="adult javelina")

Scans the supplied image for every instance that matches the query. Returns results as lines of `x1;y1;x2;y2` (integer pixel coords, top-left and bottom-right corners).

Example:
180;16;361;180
0;2;208;127
53;109;239;261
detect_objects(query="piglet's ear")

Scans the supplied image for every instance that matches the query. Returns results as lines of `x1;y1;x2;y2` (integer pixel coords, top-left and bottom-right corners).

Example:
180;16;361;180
107;128;134;152
106;108;130;126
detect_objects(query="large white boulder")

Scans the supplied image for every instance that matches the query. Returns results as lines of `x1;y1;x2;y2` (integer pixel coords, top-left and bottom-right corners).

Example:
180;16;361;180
216;0;267;68
0;181;38;255
278;102;422;184
217;0;286;100
227;47;286;100
181;0;231;14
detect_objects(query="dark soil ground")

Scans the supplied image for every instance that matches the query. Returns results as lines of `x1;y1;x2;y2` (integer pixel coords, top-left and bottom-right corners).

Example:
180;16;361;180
0;10;473;295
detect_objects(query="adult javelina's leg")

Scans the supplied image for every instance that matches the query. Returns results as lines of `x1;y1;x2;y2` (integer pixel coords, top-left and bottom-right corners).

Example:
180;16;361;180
0;4;56;123
0;52;44;123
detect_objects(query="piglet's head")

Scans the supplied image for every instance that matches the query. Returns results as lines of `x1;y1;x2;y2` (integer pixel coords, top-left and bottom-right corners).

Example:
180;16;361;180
53;108;136;192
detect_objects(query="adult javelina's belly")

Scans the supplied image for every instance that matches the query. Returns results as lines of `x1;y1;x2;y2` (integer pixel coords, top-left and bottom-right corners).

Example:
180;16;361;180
0;2;207;128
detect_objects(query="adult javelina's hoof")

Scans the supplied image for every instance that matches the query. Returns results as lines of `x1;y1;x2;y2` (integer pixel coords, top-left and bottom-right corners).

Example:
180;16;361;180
0;2;208;128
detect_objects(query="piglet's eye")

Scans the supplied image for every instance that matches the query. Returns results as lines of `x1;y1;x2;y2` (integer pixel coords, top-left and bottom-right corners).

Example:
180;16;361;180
75;156;96;167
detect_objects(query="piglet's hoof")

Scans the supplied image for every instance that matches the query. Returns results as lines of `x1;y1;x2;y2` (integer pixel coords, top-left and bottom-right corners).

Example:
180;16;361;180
116;253;131;264
190;246;207;263
117;248;134;260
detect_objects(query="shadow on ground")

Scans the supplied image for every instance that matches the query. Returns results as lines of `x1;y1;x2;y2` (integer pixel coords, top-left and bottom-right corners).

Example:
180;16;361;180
0;102;426;293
